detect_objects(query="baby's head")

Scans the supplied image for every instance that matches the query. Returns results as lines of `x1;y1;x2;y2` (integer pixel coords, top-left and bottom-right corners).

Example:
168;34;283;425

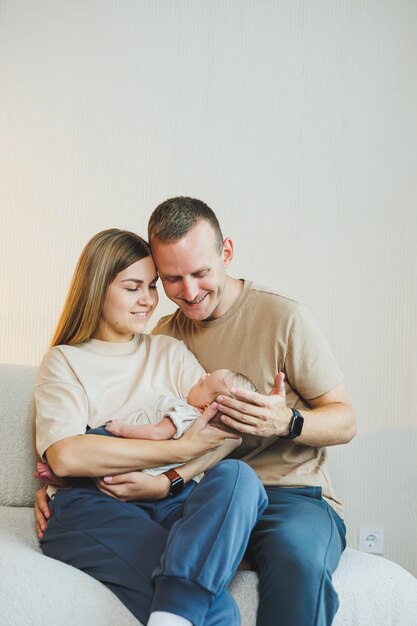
187;369;256;411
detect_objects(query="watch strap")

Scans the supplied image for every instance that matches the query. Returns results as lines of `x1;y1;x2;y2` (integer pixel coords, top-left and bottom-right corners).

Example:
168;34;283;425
163;468;184;496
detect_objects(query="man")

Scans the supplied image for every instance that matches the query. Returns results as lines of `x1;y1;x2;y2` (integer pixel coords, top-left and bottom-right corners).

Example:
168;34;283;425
147;197;356;626
36;196;356;625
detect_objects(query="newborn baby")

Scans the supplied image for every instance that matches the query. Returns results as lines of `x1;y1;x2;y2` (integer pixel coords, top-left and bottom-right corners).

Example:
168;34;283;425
36;368;255;486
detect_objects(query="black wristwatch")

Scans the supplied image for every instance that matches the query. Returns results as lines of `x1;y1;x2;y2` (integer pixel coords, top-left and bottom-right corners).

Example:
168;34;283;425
163;468;184;497
280;408;304;440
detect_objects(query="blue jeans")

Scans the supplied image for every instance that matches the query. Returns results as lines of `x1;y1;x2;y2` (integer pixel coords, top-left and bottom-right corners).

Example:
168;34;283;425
249;486;346;626
41;459;267;626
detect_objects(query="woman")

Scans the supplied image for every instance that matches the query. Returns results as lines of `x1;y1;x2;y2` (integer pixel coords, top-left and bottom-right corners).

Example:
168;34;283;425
35;229;267;626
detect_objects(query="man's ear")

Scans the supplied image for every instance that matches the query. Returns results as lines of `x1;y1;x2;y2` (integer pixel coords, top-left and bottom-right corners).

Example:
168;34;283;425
222;237;234;267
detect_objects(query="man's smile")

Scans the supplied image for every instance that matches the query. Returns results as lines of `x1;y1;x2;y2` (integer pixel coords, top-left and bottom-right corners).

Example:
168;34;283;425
182;293;209;306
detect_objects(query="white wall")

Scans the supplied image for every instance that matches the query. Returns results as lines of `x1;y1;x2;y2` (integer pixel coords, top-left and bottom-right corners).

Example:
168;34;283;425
1;1;416;576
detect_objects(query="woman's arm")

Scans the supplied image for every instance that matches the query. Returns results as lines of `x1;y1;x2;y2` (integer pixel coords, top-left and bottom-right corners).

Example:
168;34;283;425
34;415;241;535
46;403;238;478
174;435;242;484
94;434;243;501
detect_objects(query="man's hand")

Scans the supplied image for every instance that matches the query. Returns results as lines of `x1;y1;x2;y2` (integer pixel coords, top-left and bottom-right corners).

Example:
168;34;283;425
34;485;51;539
215;373;291;438
217;374;357;446
94;471;171;501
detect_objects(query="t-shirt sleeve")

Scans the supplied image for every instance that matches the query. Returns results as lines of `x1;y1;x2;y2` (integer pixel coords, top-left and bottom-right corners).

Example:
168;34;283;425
155;395;200;439
284;304;344;401
35;348;89;460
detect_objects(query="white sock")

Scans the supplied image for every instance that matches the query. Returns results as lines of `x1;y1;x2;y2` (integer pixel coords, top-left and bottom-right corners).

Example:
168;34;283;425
147;611;192;626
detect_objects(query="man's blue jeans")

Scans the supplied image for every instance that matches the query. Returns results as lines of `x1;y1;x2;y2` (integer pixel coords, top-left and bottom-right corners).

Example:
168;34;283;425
249;485;346;626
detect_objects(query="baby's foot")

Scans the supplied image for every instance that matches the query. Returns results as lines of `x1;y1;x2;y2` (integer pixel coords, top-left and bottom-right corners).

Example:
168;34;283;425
35;461;69;488
105;419;126;437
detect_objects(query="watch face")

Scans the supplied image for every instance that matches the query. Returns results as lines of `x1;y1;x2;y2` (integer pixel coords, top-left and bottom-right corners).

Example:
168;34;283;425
169;477;184;497
291;414;304;437
280;409;304;440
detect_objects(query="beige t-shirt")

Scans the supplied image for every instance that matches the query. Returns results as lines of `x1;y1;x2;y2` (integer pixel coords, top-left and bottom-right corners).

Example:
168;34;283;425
35;333;204;461
152;280;345;517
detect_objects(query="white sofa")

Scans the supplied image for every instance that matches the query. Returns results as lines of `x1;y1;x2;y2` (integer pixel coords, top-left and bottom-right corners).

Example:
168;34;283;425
1;363;417;626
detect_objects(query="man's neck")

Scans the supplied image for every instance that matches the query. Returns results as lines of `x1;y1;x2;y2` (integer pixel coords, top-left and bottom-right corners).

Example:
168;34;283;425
207;276;244;321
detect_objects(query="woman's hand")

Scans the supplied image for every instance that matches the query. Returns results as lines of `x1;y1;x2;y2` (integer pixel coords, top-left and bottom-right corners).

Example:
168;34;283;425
94;471;171;501
34;485;51;539
176;402;241;461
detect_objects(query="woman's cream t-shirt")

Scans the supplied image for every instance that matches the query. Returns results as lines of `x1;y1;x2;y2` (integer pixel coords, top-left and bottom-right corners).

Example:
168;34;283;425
35;333;204;460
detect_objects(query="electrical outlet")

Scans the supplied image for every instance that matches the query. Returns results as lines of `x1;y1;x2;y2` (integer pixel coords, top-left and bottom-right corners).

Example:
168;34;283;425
358;527;384;555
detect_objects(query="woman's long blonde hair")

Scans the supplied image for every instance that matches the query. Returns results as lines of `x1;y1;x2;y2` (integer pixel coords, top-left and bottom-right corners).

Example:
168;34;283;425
51;229;151;347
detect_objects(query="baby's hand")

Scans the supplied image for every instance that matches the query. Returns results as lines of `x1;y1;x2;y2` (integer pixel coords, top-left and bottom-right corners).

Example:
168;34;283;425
105;420;124;437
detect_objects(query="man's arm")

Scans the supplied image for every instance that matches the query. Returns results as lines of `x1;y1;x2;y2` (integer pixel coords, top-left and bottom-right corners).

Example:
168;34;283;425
215;374;356;447
295;380;356;446
34;486;50;539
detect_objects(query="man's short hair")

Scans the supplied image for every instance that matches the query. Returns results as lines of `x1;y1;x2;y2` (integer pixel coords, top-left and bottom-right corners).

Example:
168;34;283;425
148;196;224;253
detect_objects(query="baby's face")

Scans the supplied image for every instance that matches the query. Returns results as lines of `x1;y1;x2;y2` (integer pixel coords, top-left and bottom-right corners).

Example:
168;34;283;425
187;369;231;410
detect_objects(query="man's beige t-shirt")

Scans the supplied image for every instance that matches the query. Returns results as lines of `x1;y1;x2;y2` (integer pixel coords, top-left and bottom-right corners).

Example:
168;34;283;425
35;333;204;461
152;280;345;517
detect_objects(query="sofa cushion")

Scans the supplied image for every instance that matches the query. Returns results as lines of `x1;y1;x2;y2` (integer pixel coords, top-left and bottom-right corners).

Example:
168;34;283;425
0;364;40;506
0;506;140;626
332;547;417;625
2;506;417;626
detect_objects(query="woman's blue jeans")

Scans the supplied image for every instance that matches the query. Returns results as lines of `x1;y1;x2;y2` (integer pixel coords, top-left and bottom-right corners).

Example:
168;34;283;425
41;459;268;626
